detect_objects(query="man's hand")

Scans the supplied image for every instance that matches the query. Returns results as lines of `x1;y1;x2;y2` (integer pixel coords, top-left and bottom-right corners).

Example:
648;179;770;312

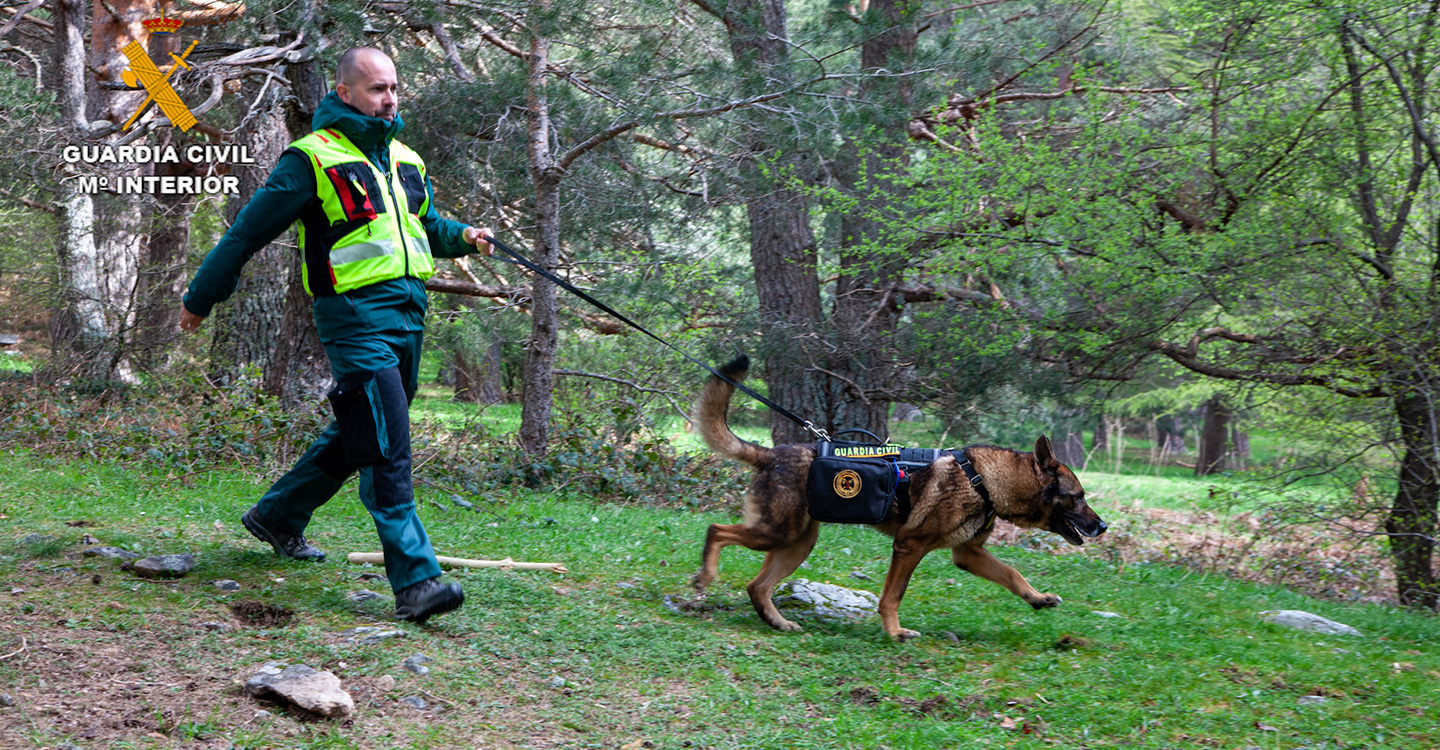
179;307;206;332
463;226;495;257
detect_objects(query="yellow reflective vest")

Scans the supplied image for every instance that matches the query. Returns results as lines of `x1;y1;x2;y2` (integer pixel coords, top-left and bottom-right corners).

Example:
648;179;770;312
289;129;435;296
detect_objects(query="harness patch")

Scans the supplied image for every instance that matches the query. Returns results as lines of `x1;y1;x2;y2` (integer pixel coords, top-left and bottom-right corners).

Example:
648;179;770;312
832;469;863;499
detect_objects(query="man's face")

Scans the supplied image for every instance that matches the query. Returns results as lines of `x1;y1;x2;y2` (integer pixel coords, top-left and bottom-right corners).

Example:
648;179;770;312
337;51;399;121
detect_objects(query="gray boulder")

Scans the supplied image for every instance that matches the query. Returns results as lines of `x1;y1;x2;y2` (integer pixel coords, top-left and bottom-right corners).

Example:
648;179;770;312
774;579;879;622
133;553;195;579
244;662;354;718
1259;610;1362;637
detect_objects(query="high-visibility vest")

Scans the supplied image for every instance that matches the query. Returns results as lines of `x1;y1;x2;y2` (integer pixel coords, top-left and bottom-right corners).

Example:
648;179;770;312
288;129;435;296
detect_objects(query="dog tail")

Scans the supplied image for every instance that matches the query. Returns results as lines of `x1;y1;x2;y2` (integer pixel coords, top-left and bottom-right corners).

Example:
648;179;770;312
692;354;773;467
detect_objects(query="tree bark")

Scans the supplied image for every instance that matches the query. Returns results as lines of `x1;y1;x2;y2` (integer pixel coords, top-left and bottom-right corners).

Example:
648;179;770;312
721;0;823;446
1384;392;1439;608
826;0;919;440
1196;396;1231;476
518;1;561;457
207;77;294;391
454;339;503;404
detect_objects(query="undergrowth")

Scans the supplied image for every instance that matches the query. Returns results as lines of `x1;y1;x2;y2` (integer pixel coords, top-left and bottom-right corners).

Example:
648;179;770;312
0;374;747;511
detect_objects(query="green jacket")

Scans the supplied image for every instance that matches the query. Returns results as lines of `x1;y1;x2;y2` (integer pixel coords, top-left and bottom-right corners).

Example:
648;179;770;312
182;92;474;341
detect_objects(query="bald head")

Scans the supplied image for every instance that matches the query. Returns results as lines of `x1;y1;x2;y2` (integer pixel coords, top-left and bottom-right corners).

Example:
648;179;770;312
335;48;399;121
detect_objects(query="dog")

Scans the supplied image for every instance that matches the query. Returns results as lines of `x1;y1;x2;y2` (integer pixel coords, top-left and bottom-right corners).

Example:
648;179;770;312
691;355;1108;640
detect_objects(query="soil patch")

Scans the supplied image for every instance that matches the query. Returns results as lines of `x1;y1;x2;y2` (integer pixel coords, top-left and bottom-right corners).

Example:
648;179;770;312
229;601;296;627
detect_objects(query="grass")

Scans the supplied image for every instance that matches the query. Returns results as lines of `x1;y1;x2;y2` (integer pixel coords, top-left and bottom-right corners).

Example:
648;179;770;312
1;449;1437;749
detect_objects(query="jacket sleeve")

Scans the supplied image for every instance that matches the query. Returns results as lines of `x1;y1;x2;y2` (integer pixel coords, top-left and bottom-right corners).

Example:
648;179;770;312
181;150;316;318
419;175;476;259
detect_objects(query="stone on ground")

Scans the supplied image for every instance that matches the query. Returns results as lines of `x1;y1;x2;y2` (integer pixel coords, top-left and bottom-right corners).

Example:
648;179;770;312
1259;610;1362;637
244;662;354;718
773;579;879;622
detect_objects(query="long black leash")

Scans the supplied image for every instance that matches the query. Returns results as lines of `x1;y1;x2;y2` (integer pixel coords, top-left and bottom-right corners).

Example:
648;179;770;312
481;235;832;440
482;235;994;523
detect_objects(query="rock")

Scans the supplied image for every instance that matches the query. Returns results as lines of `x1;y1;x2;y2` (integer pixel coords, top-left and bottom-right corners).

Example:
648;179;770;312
83;547;141;558
132;553;195;579
549;676;567;688
400;695;428;711
214;579;241;592
1092;611;1123;619
1259;610;1363;637
200;621;232;633
20;533;56;545
773;579;879;622
402;654;432;675
849;571;872;581
253;709;274;721
0;693;14;707
244;662;354;718
616;581;636;590
449;494;474;510
341;626;407;645
1298;695;1329;705
376;675;396;692
347;589;382;603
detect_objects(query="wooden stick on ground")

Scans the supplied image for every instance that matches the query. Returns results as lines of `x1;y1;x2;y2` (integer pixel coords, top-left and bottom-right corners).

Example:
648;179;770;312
347;552;568;574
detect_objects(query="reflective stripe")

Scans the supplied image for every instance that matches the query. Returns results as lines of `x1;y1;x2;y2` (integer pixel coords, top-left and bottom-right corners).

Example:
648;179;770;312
410;232;432;258
330;239;396;266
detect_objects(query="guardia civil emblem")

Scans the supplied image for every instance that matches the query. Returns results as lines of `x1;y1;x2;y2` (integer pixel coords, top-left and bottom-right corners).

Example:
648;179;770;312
120;9;199;132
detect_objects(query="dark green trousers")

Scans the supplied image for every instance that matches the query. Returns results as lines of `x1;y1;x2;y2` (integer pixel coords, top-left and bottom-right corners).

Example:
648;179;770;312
253;327;440;593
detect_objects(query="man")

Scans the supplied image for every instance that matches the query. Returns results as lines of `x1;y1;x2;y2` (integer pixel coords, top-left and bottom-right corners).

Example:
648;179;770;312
179;47;492;624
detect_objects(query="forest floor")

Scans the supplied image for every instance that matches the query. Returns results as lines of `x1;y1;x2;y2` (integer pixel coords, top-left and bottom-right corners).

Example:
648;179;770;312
1;451;1435;750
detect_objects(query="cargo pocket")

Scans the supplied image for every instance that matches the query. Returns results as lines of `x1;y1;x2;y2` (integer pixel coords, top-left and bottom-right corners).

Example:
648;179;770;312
397;163;427;215
327;372;387;466
323;163;385;221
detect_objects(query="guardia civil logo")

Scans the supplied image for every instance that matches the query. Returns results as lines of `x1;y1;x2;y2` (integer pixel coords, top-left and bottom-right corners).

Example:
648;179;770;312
120;9;198;132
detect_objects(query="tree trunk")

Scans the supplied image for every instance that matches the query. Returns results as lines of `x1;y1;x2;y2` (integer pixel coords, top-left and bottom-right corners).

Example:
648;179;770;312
207;78;295;390
825;0;919;440
1196;396;1231;476
263;49;331;407
1384;392;1439;608
1231;426;1250;470
722;0;823;446
130;129;195;373
1093;414;1109;453
518;3;561;457
48;0;109;381
455;339;503;404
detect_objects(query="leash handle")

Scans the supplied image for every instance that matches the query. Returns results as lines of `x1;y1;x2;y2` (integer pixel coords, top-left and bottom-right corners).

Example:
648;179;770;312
480;235;822;436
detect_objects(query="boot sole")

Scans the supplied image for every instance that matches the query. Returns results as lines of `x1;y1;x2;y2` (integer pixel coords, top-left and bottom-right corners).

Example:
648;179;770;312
241;509;326;562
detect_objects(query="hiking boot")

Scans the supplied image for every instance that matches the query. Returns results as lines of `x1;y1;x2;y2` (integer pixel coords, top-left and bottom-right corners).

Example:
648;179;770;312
241;507;326;562
394;577;465;624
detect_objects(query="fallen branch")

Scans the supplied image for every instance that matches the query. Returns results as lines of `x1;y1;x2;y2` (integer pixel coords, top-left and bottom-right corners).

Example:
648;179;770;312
0;635;26;661
348;552;567;573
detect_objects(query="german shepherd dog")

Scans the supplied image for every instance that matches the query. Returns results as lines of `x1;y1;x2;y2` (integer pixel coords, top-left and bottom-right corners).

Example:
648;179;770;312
691;356;1108;640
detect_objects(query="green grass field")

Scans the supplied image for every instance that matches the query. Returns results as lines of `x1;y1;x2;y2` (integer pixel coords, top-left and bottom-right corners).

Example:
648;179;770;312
1;444;1436;749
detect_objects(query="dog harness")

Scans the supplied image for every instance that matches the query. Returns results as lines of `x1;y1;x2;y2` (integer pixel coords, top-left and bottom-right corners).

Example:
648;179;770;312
807;441;996;529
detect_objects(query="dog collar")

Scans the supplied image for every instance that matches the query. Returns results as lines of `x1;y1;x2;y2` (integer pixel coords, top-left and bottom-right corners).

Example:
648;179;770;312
952;448;996;532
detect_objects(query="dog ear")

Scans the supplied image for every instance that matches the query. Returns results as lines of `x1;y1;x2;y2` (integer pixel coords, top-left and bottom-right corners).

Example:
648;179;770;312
1034;435;1058;468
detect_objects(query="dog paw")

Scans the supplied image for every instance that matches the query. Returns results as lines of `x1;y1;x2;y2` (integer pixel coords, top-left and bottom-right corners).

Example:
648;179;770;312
890;628;922;642
1028;593;1062;609
774;618;804;632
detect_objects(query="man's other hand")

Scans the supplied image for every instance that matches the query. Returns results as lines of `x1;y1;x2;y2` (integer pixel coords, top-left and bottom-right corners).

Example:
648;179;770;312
179;307;206;332
463;226;495;256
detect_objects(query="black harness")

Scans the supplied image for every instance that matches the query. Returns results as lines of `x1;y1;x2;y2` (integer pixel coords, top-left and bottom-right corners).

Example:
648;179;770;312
807;439;996;529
